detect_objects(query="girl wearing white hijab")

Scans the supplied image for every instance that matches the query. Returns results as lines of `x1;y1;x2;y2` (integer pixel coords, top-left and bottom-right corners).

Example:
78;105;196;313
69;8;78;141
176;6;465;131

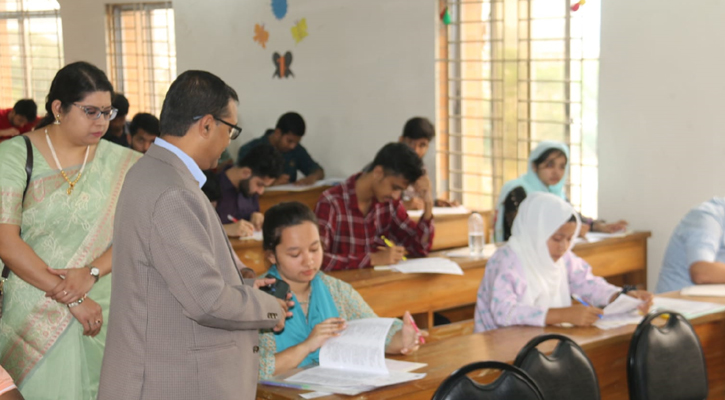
474;192;652;332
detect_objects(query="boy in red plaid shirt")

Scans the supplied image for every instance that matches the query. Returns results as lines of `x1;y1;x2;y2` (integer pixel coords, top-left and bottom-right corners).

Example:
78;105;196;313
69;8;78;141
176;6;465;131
315;143;434;271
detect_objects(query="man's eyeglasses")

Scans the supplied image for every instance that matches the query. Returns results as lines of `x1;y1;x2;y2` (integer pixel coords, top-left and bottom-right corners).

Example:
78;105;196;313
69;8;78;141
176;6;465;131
73;103;118;121
192;115;242;140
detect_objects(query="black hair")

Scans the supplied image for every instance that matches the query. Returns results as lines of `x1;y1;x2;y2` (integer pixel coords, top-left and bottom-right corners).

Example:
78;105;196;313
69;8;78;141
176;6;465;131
402;117;435;141
532;148;568;168
129;113;160;137
275;112;306;137
369;142;424;184
13;99;37;121
201;170;222;203
36;61;114;129
112;93;130;117
568;214;578;223
159;70;239;137
237;143;284;179
262;201;318;251
502;186;527;241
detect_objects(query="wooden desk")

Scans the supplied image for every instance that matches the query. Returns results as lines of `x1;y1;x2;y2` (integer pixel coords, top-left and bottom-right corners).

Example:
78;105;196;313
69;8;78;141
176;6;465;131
328;232;651;328
259;185;330;213
256;293;725;400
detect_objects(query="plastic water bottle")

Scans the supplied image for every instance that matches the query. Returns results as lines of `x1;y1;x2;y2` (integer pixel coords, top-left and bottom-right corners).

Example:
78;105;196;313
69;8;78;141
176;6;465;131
468;212;485;257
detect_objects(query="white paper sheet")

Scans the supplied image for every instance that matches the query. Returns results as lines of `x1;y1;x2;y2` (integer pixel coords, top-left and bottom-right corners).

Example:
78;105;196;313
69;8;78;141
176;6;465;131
681;284;725;297
320;318;393;373
653;297;725;319
373;258;463;275
299;392;332;399
407;206;469;219
384;359;427;372
284;318;426;392
445;244;497;259
593;295;644;330
583;231;630;242
238;230;263;241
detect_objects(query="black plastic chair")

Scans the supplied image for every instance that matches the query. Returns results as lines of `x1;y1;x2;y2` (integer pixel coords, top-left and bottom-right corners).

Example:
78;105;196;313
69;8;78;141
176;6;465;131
431;361;545;400
627;311;708;400
513;333;601;400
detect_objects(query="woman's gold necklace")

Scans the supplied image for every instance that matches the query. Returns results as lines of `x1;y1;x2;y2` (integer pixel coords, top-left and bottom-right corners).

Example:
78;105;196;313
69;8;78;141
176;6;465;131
45;128;90;195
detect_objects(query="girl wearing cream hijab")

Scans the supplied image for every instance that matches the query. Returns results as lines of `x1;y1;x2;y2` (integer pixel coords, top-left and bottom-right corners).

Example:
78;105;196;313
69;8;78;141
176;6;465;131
475;192;652;332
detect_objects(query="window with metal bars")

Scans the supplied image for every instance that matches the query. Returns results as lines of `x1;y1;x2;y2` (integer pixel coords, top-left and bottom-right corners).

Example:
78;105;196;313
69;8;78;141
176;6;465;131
0;0;63;107
106;2;176;118
436;0;600;218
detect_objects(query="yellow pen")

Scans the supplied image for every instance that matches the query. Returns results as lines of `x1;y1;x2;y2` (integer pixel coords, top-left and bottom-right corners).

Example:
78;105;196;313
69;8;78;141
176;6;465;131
380;235;407;261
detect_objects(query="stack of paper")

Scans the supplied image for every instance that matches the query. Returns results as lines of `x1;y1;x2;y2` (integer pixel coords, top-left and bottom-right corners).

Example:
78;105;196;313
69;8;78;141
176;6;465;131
374;258;463;275
681;284;725;297
593;294;644;330
653;297;725;319
275;318;426;395
583;231;630;243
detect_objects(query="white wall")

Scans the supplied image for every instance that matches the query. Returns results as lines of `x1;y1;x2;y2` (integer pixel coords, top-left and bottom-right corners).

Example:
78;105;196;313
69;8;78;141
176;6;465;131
59;0;437;179
598;0;725;289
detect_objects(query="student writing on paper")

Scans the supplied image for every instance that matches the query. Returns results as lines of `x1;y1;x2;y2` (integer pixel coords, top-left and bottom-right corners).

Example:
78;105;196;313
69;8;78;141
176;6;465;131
237;112;324;186
216;144;283;237
474;192;652;332
257;202;425;379
315;143;434;270
397;117;459;210
656;198;725;293
494;141;628;241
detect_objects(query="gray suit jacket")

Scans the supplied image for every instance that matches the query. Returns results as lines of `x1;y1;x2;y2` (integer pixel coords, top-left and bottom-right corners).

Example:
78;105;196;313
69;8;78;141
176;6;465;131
98;144;282;400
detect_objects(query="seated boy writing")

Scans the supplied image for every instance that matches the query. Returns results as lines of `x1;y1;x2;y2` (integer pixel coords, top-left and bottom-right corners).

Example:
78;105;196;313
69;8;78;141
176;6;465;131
315;143;434;271
216;144;284;237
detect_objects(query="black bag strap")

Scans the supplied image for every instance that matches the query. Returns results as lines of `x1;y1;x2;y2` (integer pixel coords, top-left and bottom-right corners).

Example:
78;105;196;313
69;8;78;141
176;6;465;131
2;136;33;280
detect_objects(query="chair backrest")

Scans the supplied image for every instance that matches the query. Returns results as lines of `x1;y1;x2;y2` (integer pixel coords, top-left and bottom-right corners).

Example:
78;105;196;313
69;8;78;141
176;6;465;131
627;311;708;400
431;361;545;400
513;333;601;400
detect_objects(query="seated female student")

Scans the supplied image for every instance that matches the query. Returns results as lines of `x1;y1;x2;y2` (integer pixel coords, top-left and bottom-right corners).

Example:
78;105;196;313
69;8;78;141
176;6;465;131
257;201;426;379
475;192;652;332
494;141;628;242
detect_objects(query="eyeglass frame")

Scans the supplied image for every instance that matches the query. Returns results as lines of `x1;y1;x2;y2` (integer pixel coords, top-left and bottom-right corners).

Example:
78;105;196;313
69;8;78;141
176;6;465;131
192;115;243;140
72;103;118;121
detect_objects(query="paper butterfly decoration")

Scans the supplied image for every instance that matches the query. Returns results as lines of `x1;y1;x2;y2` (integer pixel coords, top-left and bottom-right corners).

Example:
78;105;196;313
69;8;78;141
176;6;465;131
273;51;294;79
253;24;269;49
571;0;585;12
291;18;308;44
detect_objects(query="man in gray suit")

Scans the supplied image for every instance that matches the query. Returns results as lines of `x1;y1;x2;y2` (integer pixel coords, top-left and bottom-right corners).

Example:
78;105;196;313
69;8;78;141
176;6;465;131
98;71;286;400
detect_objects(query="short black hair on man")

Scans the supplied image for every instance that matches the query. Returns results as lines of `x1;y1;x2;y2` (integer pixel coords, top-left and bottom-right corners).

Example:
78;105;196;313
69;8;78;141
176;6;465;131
237;143;284;179
160;70;239;137
275;112;306;137
129;113;160;137
112;93;130;117
13;99;37;121
402;117;435;141
370;142;424;184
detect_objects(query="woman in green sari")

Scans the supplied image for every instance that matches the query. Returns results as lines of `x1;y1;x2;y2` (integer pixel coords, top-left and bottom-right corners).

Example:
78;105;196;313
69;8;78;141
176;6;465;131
0;62;141;400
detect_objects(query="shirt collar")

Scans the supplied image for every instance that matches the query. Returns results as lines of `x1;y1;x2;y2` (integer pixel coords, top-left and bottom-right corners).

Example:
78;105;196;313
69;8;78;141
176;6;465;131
154;137;207;188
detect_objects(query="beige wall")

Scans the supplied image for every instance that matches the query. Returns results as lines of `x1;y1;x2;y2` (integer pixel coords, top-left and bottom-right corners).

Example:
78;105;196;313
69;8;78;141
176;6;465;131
598;0;725;289
58;0;437;179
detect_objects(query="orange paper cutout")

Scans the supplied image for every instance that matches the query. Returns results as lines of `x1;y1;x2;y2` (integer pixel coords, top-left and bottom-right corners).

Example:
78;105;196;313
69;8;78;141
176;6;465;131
254;24;269;49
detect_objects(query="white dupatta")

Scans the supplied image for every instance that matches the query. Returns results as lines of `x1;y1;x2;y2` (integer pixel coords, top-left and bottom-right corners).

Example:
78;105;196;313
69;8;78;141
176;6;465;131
507;192;581;309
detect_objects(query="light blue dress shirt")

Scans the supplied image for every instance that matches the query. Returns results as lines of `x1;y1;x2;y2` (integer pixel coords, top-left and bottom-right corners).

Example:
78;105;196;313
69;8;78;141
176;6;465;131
656;198;725;293
154;137;207;188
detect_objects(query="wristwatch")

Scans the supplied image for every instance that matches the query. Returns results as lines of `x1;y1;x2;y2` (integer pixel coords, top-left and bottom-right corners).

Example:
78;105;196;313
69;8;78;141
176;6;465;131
88;266;100;283
621;284;637;295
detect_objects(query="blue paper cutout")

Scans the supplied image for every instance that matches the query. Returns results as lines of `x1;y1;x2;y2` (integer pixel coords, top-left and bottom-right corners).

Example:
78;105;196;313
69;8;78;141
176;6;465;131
272;0;287;20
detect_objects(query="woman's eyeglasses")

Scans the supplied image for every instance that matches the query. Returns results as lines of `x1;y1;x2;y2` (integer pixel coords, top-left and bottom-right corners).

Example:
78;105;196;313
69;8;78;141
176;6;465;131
72;103;118;121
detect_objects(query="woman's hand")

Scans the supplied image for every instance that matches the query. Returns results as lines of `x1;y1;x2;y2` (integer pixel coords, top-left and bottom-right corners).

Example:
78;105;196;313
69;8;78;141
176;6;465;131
593;220;628;233
68;297;103;337
45;267;94;304
302;318;346;353
399;311;426;355
627;290;654;313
